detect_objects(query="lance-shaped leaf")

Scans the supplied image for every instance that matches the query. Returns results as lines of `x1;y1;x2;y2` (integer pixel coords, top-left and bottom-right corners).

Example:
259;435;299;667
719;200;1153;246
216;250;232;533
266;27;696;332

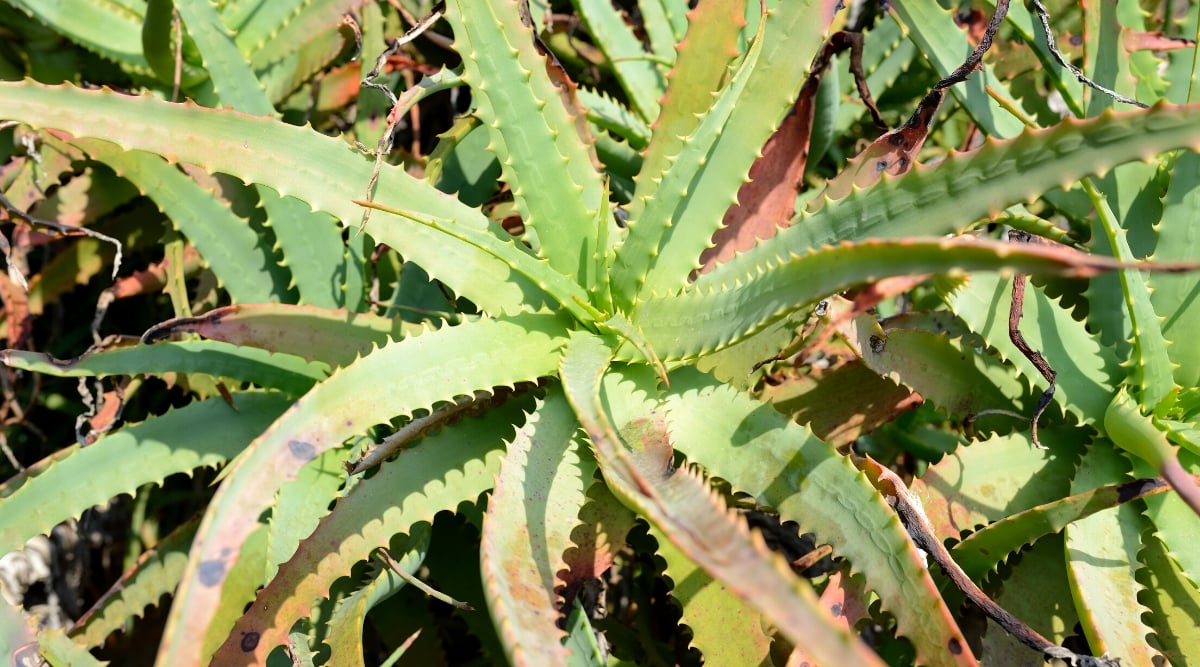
0;392;292;556
1083;180;1174;407
72;138;290;304
558;332;885;666
1065;442;1162;665
158;313;569;666
663;368;976;667
713;104;1200;266
1151;152;1200;388
3;0;150;75
573;0;665;122
945;273;1120;428
211;398;529;665
142;304;421;367
1;340;327;396
614;0;841;306
480;393;596;667
71;519;199;649
445;0;603;285
637;236;1147;363
951;475;1170;581
888;0;1026;138
0;80;547;315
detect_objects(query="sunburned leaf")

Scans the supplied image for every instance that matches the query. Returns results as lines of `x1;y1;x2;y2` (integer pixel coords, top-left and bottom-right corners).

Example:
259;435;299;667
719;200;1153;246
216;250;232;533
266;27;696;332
161;313;568;666
210;396;530;665
141;303;420;368
663;367;976;666
481;393;595;667
2;339;327;396
558;335;887;666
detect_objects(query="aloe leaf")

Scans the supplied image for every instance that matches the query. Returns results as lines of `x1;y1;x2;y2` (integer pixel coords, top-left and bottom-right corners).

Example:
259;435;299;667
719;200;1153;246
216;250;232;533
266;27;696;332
0;80;543;315
210;397;528;665
143;0;209;89
254;187;349;309
445;0;604;285
142;303;419;367
481;392;595;667
638;236;1139;363
951;475;1169;581
852;325;1027;421
357;201;593;323
649;524;774;665
323;529;429;667
245;0;361;73
72;138;290;304
833;15;914;133
425;115;503;208
944;273;1120;429
266;445;350;582
629;0;743;209
573;0;665;122
978;534;1081;660
560;335;886;665
37;629;106;666
615;1;841;305
228;0;307;56
577;87;650;151
724;104;1200;264
888;0;1025;138
175;0;273;115
1;340;327;396
1150;151;1200;389
662;367;975;667
159;313;568;666
1140;450;1200;587
910;431;1084;543
2;0;150;74
0;392;291;556
1064;441;1161;665
179;0;359;309
1136;529;1200;664
71;519;199;649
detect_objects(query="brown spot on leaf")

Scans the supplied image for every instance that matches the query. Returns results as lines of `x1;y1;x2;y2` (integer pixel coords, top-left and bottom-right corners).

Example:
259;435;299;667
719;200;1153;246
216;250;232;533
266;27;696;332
948;637;963;654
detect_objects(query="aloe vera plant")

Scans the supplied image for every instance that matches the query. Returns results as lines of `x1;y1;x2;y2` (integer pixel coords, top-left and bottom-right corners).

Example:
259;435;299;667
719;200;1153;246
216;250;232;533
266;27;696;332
2;0;1200;665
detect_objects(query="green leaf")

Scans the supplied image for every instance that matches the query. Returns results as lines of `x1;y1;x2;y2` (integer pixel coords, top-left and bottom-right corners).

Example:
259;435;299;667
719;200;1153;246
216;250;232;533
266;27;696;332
3;0;150;74
142;303;420;367
445;0;604;285
1065;442;1161;665
663;368;975;667
2;339;327;396
573;0;665;122
73;138;291;304
176;0;273;116
0;80;544;315
0;392;291;556
160;313;569;666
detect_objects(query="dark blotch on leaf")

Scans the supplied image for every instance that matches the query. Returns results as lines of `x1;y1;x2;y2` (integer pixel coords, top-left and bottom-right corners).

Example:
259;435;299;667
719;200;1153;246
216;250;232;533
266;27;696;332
1116;477;1164;504
830;602;842;617
197;559;226;586
948;637;963;655
240;631;261;652
869;335;886;354
287;439;317;461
